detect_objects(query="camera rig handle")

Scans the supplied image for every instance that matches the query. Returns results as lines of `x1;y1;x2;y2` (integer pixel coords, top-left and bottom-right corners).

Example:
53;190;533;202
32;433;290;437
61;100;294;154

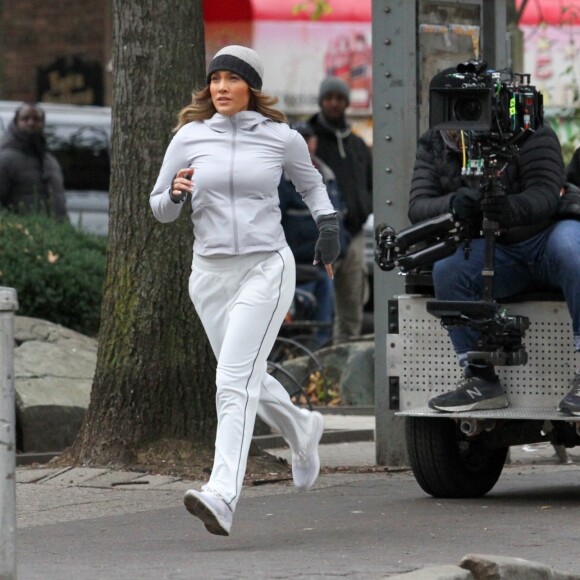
374;212;467;273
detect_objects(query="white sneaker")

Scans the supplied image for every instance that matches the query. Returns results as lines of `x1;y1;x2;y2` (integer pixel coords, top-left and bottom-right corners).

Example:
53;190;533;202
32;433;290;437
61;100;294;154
183;489;233;536
292;411;324;491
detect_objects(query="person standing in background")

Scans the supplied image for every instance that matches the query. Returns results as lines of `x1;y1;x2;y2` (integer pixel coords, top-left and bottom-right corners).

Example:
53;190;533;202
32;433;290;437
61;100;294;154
0;103;67;221
278;120;350;348
309;77;372;341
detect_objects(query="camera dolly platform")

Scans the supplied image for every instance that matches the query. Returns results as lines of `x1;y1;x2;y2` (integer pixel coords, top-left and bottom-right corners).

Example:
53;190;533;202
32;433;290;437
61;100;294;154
387;294;580;498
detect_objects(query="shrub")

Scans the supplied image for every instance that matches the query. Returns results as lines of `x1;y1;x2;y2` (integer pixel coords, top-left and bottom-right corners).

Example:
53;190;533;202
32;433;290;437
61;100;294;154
0;212;106;336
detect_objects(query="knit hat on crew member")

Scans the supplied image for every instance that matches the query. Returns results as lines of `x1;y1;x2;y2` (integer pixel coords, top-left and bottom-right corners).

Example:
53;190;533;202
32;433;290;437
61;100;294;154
318;76;350;106
206;45;264;91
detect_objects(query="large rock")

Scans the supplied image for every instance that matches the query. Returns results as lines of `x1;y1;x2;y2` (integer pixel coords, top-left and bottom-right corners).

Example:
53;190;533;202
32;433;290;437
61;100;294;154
321;339;375;405
389;554;580;580
14;316;97;452
460;553;580;580
271;338;375;406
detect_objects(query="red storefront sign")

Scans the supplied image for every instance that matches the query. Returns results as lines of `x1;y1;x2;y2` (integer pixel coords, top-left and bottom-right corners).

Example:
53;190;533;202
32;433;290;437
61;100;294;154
204;0;372;115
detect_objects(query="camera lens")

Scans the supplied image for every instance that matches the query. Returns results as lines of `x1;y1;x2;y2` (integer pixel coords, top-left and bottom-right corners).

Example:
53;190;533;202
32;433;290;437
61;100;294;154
453;97;483;122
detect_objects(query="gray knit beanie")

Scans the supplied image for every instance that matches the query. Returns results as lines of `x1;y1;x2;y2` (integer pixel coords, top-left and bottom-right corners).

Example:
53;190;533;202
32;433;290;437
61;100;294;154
318;76;350;106
207;45;264;91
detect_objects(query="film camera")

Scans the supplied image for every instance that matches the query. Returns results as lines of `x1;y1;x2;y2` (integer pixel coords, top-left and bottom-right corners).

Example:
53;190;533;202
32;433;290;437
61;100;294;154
375;60;543;366
429;59;543;137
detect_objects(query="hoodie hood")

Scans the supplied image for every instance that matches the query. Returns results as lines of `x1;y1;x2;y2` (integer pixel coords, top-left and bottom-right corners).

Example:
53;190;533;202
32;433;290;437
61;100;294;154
309;112;351;159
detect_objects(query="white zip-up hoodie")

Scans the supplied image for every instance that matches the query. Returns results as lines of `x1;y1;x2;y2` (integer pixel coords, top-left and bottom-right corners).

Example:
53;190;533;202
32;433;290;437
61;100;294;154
150;111;335;257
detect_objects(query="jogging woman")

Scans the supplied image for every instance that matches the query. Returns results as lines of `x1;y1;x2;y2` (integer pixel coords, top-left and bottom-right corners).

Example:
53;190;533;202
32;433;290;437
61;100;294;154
150;45;340;536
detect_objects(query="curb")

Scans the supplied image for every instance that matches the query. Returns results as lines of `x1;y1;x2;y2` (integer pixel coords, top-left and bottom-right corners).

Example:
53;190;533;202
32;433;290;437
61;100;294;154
315;405;375;416
16;407;377;466
252;428;374;449
17;452;60;467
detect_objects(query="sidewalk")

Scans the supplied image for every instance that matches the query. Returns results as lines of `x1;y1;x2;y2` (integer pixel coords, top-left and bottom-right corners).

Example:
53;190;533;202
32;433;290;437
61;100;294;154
14;410;579;529
14;412;380;533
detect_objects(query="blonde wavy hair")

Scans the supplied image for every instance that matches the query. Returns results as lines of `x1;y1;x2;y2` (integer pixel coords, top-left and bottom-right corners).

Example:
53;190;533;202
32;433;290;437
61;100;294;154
173;86;287;132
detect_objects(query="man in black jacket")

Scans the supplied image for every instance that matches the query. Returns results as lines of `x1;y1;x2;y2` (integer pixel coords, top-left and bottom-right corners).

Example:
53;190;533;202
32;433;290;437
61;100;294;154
309;77;372;341
0;103;67;221
409;67;580;416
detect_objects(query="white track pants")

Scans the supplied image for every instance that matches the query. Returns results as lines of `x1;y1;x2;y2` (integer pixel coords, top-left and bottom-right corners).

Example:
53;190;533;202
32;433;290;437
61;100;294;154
189;247;313;511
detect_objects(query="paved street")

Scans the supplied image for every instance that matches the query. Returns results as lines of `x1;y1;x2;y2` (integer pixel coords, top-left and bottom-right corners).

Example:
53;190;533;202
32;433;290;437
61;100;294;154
13;418;580;580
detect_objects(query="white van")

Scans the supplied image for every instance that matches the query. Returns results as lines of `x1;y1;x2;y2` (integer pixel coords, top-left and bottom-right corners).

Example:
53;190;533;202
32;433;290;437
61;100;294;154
0;101;112;236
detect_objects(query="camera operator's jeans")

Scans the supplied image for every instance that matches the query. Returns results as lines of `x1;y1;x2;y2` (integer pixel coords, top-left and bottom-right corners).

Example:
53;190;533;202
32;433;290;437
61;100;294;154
432;219;580;367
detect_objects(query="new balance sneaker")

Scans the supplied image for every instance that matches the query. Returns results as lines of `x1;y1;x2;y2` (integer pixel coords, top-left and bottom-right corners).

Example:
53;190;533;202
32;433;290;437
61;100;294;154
558;371;580;416
428;376;508;412
292;410;324;491
183;489;233;536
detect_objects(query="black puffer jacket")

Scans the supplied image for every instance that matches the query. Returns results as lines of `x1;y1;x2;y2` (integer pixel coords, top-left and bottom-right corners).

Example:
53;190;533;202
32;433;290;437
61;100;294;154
0;121;67;221
408;127;565;244
566;146;580;186
309;112;372;237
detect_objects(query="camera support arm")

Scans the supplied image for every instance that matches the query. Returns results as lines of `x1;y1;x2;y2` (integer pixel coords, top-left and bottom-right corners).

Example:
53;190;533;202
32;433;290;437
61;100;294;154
374;212;467;273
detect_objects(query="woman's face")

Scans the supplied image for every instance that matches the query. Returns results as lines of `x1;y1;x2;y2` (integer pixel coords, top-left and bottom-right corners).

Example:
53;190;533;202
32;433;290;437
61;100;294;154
209;71;251;116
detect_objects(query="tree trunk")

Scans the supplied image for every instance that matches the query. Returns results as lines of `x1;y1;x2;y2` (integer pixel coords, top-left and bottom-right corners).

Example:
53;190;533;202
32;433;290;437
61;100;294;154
68;0;216;465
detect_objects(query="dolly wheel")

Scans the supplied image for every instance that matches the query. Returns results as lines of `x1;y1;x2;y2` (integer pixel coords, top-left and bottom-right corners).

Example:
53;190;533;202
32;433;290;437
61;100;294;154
405;416;508;498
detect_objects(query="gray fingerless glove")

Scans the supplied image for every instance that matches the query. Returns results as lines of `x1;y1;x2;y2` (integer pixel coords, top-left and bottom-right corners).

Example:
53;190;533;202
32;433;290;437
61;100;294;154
314;214;341;265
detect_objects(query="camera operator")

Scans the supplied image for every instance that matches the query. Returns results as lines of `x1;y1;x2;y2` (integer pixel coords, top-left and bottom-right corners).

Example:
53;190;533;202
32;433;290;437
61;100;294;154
409;66;580;416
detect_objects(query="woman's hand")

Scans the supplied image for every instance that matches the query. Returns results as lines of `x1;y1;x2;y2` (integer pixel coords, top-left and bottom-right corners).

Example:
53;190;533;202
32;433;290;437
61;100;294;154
170;168;194;202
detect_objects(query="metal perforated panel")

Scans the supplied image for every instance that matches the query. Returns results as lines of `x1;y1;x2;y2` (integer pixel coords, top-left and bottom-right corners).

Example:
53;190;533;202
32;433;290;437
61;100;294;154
388;296;575;410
